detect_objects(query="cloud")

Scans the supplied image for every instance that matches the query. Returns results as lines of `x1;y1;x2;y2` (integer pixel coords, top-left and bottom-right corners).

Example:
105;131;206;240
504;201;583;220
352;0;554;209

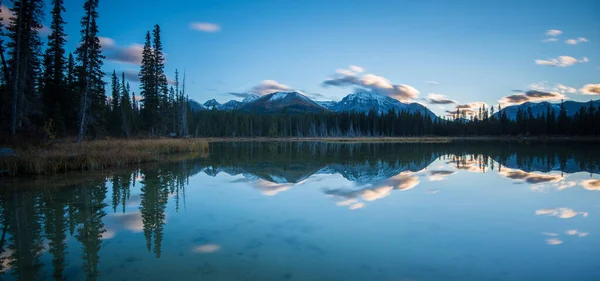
542;232;559;236
545;29;563;36
499;90;566;105
580;84;600;95
190;22;221;33
446;102;488;117
535;208;588;219
118;69;140;83
500;169;562;185
227;80;295;99
99;37;116;48
100;37;144;65
428;170;455;181
228;92;254;99
555;84;577;94
530;81;576;95
546;238;563;245
1;5;49;35
542;38;559;43
427;94;456;105
349;202;365;210
193;244;221;253
426;81;440;85
0;5;10;26
322;67;419;101
349;65;364;73
535;56;588;67
566;230;589;237
324;173;419;209
566;37;588;45
581;179;600;190
250;80;294;95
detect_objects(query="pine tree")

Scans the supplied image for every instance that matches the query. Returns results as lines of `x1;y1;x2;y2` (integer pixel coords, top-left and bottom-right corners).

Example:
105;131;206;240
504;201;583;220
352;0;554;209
75;0;105;142
7;0;45;138
152;25;168;133
42;0;67;134
64;52;78;131
120;72;131;137
109;70;120;134
139;31;157;134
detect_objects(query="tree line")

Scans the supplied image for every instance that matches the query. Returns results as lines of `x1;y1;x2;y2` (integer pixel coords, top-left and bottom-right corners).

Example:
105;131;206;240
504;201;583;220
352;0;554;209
1;1;598;141
0;0;191;141
188;101;600;137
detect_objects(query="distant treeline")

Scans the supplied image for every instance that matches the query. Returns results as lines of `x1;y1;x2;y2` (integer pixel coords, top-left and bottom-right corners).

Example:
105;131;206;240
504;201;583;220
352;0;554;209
188;102;600;137
1;2;599;141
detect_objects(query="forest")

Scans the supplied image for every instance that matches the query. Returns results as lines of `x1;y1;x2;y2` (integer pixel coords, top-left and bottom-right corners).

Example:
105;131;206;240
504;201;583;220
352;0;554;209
1;1;600;142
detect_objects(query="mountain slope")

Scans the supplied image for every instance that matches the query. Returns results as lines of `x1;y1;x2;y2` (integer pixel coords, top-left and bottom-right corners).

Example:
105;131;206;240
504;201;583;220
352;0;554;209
331;92;436;118
239;92;328;113
203;99;221;110
498;100;600;120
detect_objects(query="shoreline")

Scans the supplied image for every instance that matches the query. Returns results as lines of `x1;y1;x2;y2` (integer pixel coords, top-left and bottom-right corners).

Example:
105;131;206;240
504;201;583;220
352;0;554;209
2;136;598;177
198;136;600;143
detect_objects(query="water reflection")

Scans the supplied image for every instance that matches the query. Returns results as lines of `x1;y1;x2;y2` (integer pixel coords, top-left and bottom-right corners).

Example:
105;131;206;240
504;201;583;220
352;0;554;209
0;141;598;280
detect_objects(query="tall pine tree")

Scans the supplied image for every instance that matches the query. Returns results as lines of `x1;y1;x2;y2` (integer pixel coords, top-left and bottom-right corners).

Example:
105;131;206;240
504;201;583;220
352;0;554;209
42;0;67;134
7;0;45;138
75;0;104;142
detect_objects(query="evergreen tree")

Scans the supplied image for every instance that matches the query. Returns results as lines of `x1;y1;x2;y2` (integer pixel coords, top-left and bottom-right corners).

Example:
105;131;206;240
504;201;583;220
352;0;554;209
139;169;169;258
152;25;168;133
139;31;157;134
42;0;68;134
109;70;121;134
120;72;132;137
75;0;105;142
41;189;68;281
7;0;45;138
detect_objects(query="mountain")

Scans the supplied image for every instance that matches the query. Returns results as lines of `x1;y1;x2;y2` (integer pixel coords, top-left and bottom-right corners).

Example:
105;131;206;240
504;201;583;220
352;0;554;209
239;92;328;113
316;101;337;110
188;100;206;112
330;92;437;118
203;99;221;110
242;94;260;103
218;100;244;110
498;100;600;120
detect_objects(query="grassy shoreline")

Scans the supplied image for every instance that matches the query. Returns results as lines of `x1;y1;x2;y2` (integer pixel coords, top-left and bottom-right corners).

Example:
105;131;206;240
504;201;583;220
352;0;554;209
0;139;208;176
2;136;598;177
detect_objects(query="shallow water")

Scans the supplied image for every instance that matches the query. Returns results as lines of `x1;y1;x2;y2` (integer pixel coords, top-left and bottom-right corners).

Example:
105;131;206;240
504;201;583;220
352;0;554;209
1;142;599;281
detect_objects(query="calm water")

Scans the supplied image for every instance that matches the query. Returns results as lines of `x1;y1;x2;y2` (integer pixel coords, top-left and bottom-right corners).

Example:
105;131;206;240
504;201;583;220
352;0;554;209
1;142;599;281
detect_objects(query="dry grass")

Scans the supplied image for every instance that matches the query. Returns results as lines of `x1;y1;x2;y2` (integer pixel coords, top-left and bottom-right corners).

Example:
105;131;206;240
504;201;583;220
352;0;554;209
0;139;209;176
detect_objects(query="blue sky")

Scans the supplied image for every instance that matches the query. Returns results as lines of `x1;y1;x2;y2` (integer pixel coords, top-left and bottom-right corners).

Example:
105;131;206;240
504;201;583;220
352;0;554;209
8;0;600;115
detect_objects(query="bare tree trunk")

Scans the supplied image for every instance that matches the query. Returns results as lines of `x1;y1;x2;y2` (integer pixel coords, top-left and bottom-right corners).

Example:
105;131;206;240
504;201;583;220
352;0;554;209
77;6;93;143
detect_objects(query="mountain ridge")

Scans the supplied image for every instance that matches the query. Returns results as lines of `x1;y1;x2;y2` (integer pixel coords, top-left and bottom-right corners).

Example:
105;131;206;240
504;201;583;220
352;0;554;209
189;92;599;121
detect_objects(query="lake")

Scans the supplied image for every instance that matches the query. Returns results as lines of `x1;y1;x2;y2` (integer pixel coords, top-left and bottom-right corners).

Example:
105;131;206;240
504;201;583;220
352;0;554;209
0;141;599;281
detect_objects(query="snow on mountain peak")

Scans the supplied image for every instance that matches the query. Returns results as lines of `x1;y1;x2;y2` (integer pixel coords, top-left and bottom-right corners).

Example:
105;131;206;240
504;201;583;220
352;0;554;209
242;94;260;103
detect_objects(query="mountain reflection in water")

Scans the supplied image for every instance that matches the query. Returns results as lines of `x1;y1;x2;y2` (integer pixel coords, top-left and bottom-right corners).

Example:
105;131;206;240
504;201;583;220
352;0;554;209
0;141;599;281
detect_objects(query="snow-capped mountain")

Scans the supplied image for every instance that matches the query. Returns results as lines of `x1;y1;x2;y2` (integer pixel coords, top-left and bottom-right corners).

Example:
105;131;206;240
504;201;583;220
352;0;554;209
316;101;337;110
241;94;260;103
497;100;600;120
203;99;221;110
239;91;328;113
218;100;244;111
329;92;437;118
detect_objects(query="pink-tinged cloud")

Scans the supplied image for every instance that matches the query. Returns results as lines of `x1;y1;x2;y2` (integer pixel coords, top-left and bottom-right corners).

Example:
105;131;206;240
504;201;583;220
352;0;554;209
322;66;420;101
190;22;221;32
